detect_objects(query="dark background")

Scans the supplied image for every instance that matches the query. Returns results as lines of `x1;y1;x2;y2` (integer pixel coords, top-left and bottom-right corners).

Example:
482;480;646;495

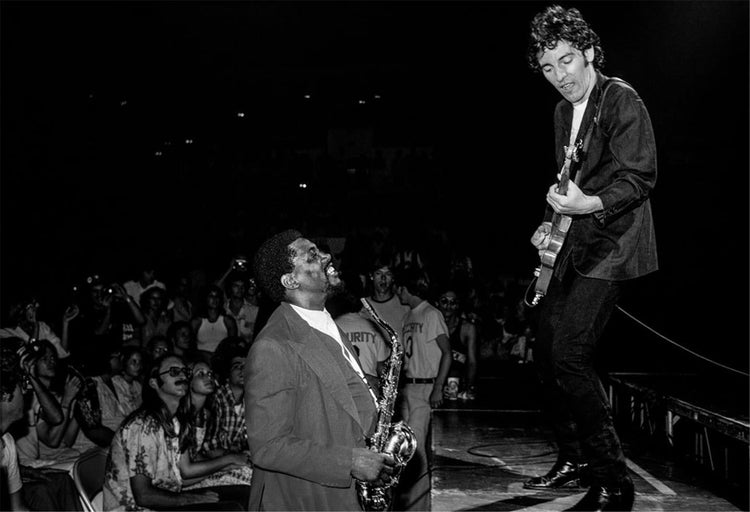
1;1;748;376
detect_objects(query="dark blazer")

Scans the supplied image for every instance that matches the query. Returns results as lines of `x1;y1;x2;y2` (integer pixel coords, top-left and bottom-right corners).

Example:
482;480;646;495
548;72;658;281
244;301;377;511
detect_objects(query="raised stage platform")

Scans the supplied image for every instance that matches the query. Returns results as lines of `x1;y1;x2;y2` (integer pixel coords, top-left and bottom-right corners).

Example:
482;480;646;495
427;368;749;511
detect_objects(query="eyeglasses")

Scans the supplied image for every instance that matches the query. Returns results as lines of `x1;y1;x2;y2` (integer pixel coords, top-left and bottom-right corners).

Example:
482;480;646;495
193;369;215;379
159;367;190;378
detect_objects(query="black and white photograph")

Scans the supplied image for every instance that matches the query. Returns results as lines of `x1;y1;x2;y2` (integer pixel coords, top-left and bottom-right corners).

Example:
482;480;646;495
1;2;747;511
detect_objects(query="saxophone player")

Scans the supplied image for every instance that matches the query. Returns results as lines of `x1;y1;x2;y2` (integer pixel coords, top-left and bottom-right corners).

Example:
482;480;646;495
245;230;395;511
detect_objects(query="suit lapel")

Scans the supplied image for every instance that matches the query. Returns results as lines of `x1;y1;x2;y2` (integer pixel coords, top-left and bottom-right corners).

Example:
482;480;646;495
574;73;607;183
280;304;364;431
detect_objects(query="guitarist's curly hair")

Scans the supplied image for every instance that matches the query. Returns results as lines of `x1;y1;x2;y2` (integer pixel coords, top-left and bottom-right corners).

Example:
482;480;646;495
527;5;605;72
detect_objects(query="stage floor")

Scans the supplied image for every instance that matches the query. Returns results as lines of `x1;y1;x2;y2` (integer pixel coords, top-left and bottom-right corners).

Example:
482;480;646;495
430;407;743;511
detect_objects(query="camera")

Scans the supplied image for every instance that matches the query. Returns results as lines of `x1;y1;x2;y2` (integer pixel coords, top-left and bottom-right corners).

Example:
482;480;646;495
233;258;248;271
17;339;44;360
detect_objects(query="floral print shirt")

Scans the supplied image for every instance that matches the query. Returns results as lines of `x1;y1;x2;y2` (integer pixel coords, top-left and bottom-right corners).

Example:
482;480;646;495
111;375;143;416
103;411;182;511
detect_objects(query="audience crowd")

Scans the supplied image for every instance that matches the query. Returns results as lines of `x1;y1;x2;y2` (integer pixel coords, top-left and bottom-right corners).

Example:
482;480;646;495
0;229;535;511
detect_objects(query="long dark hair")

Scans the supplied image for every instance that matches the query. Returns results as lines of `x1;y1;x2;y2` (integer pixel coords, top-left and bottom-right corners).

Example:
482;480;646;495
127;354;190;440
180;359;215;455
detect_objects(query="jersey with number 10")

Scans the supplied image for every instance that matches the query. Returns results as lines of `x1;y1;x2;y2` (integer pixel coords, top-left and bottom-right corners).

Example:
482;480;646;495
402;300;449;379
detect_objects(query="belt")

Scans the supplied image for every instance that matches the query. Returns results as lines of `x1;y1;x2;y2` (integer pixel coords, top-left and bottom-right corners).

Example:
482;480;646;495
403;378;435;384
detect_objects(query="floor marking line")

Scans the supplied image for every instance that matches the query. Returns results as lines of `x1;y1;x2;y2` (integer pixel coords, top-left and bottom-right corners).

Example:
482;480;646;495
626;457;676;495
513;492;586;511
490;456;512;470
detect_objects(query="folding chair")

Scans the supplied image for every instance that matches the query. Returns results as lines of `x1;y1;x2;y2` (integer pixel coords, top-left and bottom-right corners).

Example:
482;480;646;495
72;447;109;512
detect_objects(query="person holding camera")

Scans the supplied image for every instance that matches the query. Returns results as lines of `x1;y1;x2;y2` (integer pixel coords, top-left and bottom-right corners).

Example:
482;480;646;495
222;271;258;345
2;340;83;512
123;264;167;304
68;275;146;371
14;339;82;464
216;255;251;287
0;297;75;360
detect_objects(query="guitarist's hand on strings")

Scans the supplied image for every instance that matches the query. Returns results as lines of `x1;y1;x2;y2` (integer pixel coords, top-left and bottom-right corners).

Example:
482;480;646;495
546;176;603;216
531;222;552;258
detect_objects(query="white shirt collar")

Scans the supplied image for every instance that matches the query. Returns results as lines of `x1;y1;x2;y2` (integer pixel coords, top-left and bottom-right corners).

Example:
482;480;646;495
290;304;342;343
289;303;378;406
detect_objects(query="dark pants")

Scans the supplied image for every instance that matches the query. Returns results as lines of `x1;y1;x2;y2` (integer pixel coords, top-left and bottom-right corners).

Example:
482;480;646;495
23;470;83;511
535;267;628;487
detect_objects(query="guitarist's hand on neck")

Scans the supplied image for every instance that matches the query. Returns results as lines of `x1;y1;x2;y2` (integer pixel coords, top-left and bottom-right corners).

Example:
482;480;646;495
546;179;603;216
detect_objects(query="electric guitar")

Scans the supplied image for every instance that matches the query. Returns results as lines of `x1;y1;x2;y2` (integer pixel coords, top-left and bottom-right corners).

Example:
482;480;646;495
528;139;583;307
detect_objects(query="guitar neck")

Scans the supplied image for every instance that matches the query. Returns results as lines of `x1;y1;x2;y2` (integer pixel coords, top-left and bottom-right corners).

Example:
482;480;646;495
557;140;581;195
557;170;570;195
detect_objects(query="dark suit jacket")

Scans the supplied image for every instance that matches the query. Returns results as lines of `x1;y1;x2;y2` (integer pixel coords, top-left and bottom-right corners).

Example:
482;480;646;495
244;301;377;511
547;73;658;281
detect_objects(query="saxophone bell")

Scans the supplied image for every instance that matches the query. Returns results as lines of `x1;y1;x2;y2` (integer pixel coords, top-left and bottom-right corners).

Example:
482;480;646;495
383;421;417;479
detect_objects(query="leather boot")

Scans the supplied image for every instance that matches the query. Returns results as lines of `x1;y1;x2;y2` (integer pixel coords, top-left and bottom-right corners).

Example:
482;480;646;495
523;461;587;490
565;477;634;511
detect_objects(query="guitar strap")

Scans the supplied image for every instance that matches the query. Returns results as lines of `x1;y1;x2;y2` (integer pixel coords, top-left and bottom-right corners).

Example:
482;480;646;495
573;77;632;184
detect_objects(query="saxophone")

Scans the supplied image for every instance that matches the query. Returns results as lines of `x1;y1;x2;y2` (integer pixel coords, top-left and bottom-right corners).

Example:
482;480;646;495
357;298;417;511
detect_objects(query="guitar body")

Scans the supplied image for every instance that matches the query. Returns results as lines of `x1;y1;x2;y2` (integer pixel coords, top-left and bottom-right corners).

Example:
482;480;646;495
526;79;624;307
531;212;571;306
528;141;582;307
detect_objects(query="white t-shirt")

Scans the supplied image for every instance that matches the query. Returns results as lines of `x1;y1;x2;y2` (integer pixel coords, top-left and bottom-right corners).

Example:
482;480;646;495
361;295;410;343
569;98;589;146
0;433;22;494
335;312;389;376
16;392;81;465
402;301;449;379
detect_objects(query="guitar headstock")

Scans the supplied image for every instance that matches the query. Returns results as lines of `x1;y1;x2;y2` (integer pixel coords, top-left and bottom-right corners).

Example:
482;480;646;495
564;139;584;163
558;139;584;193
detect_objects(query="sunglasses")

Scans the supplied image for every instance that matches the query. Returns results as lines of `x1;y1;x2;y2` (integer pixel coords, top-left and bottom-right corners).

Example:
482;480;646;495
159;366;191;378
